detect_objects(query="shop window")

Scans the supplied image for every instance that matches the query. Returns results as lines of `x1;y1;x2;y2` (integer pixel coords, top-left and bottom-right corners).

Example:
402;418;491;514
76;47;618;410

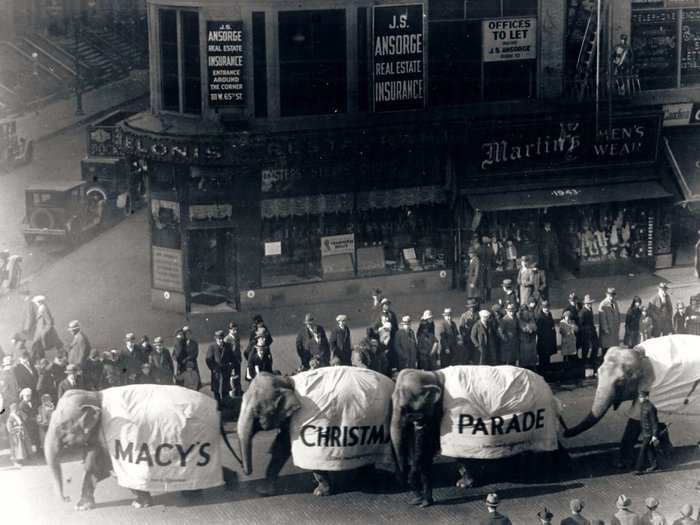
466;0;537;19
631;7;700;90
278;10;347;117
158;8;201;115
253;11;268;118
430;0;466;21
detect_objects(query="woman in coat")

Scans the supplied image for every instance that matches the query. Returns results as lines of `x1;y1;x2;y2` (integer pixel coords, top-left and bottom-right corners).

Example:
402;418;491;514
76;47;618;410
536;301;557;373
497;303;520;365
416;311;439;370
579;295;599;367
558;309;578;363
517;299;538;370
639;306;654;342
623;296;642;347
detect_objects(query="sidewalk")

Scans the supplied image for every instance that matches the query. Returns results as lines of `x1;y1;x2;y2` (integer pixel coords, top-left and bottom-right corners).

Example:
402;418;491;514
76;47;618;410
13;70;149;143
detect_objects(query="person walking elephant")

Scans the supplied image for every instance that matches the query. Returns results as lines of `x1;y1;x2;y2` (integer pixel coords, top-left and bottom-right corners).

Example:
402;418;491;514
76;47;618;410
44;385;233;511
237;367;394;497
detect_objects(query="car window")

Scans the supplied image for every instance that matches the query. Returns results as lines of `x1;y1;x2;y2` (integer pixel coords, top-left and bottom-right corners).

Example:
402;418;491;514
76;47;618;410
32;193;54;205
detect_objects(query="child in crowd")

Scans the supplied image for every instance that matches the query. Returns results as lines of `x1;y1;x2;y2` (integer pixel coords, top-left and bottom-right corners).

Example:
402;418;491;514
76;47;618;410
639;306;654;342
6;403;31;467
246;336;273;381
559;309;579;363
176;361;200;391
36;393;55;446
673;302;687;335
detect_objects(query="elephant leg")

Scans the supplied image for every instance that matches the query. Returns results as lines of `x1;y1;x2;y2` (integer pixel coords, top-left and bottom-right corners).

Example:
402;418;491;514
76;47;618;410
312;471;331;496
130;490;153;508
258;426;291;496
615;418;641;468
75;470;98;511
76;447;111;511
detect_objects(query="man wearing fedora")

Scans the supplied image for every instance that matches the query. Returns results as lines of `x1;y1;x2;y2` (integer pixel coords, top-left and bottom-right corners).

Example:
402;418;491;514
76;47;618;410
580;295;599;370
671;504;697;525
640;497;666;525
439;308;459;367
635;390;660;475
296;314;330;370
467;248;487;302
611;495;640;525
395;315;418;371
66;320;91;371
329;314;352;366
206;329;235;403
121;332;147;385
472;309;499;366
57;363;81;399
561;498;592;525
649;283;673;337
538;508;554;525
498;302;519;366
479;493;512;525
458;300;479;364
517;256;535;308
495;279;519;309
374;298;399;356
598;288;621;362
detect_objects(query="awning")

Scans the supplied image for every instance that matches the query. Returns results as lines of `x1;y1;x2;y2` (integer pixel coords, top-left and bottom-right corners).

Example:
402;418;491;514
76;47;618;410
466;181;672;212
664;131;700;202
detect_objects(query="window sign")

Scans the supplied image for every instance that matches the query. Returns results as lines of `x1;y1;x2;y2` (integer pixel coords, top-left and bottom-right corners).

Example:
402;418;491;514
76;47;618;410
482;17;536;62
373;4;425;112
207;21;245;106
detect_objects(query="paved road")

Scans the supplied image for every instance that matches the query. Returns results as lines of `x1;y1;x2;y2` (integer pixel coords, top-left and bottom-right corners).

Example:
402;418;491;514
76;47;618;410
2;382;699;525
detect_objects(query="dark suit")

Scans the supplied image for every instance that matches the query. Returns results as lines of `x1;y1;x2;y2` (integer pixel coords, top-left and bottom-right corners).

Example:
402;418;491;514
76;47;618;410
14;362;37;394
329;325;352;365
67;331;91;369
174;338;199;375
648;294;673;337
121;345;147;384
57;377;81;399
471;320;498;365
497;314;519;365
536;311;557;372
467;255;487;301
296;325;330;369
439;319;459;367
206;341;235;401
635;398;659;472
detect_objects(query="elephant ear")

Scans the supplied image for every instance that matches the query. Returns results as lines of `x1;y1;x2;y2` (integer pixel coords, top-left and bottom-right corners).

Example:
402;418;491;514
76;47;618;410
276;388;301;419
77;405;101;436
420;384;442;406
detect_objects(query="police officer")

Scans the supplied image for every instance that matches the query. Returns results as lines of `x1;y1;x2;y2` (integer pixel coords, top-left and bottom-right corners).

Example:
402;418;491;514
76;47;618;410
635;390;660;475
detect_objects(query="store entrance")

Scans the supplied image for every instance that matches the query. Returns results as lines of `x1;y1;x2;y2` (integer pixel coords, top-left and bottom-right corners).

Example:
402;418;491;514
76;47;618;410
188;228;238;313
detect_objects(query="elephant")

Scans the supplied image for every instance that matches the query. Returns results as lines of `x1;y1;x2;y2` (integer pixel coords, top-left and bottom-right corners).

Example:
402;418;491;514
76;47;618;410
563;336;700;466
45;385;229;511
391;366;565;490
237;366;395;496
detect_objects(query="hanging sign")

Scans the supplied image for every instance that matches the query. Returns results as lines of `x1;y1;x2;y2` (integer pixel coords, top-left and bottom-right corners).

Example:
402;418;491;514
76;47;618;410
482;17;537;62
152;246;184;292
373;4;425;112
207;21;245;106
321;233;355;256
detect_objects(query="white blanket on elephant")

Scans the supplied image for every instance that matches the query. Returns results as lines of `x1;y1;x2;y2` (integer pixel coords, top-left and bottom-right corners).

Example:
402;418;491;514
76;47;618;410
637;335;700;416
290;366;394;471
440;366;560;459
101;385;223;492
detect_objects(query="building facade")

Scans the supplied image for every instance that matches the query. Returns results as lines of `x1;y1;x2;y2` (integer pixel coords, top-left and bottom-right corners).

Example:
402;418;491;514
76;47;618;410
111;0;700;315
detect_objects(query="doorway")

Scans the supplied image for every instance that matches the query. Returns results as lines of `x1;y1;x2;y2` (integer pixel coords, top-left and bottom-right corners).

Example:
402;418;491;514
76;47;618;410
188;228;238;313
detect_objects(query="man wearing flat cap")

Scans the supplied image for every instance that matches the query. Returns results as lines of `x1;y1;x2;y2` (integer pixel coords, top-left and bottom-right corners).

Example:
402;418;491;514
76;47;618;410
471;309;498;366
121;332;148;384
459;299;479;364
498;302;519;366
671;504;696;525
479;492;512;525
598;288;621;361
439;308;459;367
329;314;352;366
148;336;174;385
67;320;91;371
640;497;666;525
374;298;399;362
635;390;660;475
57;363;81;399
206;329;235;403
561;498;591;525
296;314;330;370
611;495;639;525
649;282;673;337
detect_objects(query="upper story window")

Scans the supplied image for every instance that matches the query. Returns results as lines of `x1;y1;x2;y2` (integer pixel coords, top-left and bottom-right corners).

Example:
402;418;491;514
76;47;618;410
159;9;201;115
278;10;347;117
466;0;538;19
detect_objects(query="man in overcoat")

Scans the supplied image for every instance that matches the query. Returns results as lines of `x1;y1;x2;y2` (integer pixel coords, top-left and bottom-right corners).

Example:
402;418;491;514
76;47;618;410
66;320;91;371
296;314;330;369
439;308;459;367
458;300;478;364
497;302;519;365
471;310;499;365
329;314;352;365
467;249;487;302
648;282;673;337
206;329;235;403
598;288;621;360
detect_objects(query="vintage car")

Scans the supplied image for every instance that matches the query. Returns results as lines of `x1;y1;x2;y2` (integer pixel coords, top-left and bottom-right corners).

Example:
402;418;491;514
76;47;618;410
23;181;104;245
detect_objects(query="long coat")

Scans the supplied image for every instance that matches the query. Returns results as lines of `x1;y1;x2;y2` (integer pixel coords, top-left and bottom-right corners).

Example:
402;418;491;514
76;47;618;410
517;308;538;367
517;266;534;306
598;298;621;349
536;312;557;358
648;294;673;336
121;345;148;384
67;331;91;369
563;300;583;349
394;327;418;370
624;305;642;347
467;255;487;300
579;306;599;351
148;348;174;385
471;320;498;365
439;319;459;367
30;304;63;361
559;319;578;356
174;338;199;374
458;310;478;364
416;321;438;370
329;325;352;365
497;314;519;365
296;325;330;368
14;362;37;394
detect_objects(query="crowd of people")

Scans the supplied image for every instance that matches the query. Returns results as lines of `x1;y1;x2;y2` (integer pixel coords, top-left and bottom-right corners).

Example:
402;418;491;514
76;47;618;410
480;491;700;525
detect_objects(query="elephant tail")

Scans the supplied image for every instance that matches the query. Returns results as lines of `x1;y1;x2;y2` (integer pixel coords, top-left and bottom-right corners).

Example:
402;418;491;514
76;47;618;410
220;422;244;469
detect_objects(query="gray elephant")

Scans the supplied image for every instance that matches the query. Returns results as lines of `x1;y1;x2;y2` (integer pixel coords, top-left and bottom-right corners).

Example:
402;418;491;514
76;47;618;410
391;365;565;490
45;385;226;511
237;367;394;496
564;336;700;465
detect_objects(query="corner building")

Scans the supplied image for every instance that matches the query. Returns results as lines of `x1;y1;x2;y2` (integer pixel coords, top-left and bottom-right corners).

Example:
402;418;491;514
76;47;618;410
116;0;692;315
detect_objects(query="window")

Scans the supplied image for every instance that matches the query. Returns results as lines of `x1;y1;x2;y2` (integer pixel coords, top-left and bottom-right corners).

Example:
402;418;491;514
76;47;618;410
278;10;347;116
466;0;537;19
631;7;700;90
252;12;268;118
158;9;201;114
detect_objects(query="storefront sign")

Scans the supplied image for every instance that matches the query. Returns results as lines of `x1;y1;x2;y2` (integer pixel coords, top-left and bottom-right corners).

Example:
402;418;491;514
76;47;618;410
373;4;425;112
152;246;184;292
264;241;282;256
482;17;536;62
321;234;355;257
663;103;694;126
189;203;233;221
207;21;245;106
471;113;662;176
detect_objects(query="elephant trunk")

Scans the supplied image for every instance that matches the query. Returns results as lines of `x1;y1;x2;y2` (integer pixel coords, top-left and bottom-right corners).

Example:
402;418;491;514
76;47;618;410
236;396;254;476
564;383;614;437
389;397;404;474
43;419;64;501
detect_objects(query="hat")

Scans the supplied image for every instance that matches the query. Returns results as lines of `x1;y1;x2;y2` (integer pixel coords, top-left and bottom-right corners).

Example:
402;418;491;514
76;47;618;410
214;330;225;338
541;300;550;308
401;315;411;324
66;363;78;372
304;313;314;324
443;308;452;316
583;294;594;304
141;362;151;369
644;497;659;510
658;282;668;290
465;299;477;308
125;332;135;340
33;295;46;303
606;287;617;295
570;499;584;512
68;320;80;329
380;298;391;306
538;508;553;520
681;504;694;517
502;279;513;287
336;314;347;322
2;356;12;366
640;389;650;395
153;336;163;344
485;493;499;507
616;495;632;509
478;309;491;318
182;325;191;332
421;310;433;321
568;291;577;300
19;387;32;398
252;315;263;323
505;302;516;310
